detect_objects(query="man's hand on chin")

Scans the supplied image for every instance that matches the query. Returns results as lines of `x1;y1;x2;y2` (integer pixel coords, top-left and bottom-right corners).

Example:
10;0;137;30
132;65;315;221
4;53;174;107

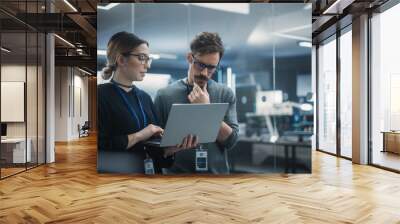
188;82;210;104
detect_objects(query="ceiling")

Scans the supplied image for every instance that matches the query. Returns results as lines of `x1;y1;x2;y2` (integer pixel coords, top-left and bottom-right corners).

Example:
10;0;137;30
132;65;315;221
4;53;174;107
1;0;393;75
0;0;98;73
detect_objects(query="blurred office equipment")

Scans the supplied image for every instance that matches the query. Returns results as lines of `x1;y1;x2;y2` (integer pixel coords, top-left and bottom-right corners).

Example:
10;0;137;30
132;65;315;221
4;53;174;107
296;74;312;97
241;89;313;142
236;84;259;123
78;121;90;138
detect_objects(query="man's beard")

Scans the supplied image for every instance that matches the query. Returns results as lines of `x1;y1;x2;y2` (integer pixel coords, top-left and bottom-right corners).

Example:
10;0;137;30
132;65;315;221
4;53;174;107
193;74;208;86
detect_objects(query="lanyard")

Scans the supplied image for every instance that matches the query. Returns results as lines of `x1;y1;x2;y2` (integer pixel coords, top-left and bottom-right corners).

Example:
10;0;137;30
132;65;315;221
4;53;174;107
112;82;147;130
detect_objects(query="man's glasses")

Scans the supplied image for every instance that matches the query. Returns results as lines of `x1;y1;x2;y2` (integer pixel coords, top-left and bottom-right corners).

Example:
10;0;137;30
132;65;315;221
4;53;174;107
192;55;219;75
122;52;152;67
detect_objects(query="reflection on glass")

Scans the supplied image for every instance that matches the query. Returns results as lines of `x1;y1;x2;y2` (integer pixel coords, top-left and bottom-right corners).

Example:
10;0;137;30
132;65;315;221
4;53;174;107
371;4;400;171
318;36;337;154
27;32;38;169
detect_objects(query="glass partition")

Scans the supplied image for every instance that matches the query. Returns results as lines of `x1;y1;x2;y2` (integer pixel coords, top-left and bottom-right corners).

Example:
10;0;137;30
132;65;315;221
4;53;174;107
1;30;28;177
0;0;46;179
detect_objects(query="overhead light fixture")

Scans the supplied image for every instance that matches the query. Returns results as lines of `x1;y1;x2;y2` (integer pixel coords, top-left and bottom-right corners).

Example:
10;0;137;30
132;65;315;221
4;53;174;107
54;34;75;48
323;0;341;14
97;50;177;60
63;0;78;12
78;67;92;76
247;29;269;45
303;3;312;10
149;53;177;60
298;41;312;48
97;50;106;56
322;0;353;14
181;3;249;14
270;135;279;143
274;33;311;42
98;3;120;10
77;49;84;55
150;54;160;60
277;24;312;34
158;53;177;60
300;103;313;111
1;47;11;53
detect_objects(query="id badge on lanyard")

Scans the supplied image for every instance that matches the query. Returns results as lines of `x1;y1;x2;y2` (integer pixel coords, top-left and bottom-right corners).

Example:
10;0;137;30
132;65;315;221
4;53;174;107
144;158;155;175
143;146;155;175
195;144;208;172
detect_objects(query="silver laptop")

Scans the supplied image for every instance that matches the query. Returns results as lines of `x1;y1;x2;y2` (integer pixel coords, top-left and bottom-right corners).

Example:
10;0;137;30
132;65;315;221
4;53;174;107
145;103;229;147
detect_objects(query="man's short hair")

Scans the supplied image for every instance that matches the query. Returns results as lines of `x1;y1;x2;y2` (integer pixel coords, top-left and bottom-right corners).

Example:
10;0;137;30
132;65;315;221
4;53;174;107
190;32;224;58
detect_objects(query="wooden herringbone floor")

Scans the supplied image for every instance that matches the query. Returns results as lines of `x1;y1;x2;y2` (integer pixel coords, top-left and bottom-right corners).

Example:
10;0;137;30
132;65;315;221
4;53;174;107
1;135;400;224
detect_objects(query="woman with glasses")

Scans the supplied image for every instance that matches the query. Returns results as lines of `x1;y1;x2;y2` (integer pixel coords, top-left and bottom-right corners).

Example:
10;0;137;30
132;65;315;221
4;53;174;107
98;31;194;174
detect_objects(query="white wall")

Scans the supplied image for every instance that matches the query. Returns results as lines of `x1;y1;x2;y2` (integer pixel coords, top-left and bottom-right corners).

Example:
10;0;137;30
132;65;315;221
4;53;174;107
72;72;89;138
55;67;69;141
55;67;89;141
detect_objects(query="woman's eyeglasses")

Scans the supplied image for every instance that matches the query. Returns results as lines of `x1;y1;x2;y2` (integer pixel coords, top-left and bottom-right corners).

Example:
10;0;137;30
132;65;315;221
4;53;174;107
122;52;152;67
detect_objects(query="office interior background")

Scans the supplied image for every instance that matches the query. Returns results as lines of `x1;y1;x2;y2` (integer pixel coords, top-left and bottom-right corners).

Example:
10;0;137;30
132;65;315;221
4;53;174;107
0;0;97;179
97;3;313;173
0;0;399;223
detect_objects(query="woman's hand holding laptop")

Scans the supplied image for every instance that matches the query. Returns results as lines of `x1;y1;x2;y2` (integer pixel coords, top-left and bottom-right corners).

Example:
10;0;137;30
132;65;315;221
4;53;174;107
163;134;198;157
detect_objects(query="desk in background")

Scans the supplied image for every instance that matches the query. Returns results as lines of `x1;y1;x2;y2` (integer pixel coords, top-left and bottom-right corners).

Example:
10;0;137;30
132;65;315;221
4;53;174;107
1;138;31;165
282;131;313;142
382;131;400;154
229;136;311;173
